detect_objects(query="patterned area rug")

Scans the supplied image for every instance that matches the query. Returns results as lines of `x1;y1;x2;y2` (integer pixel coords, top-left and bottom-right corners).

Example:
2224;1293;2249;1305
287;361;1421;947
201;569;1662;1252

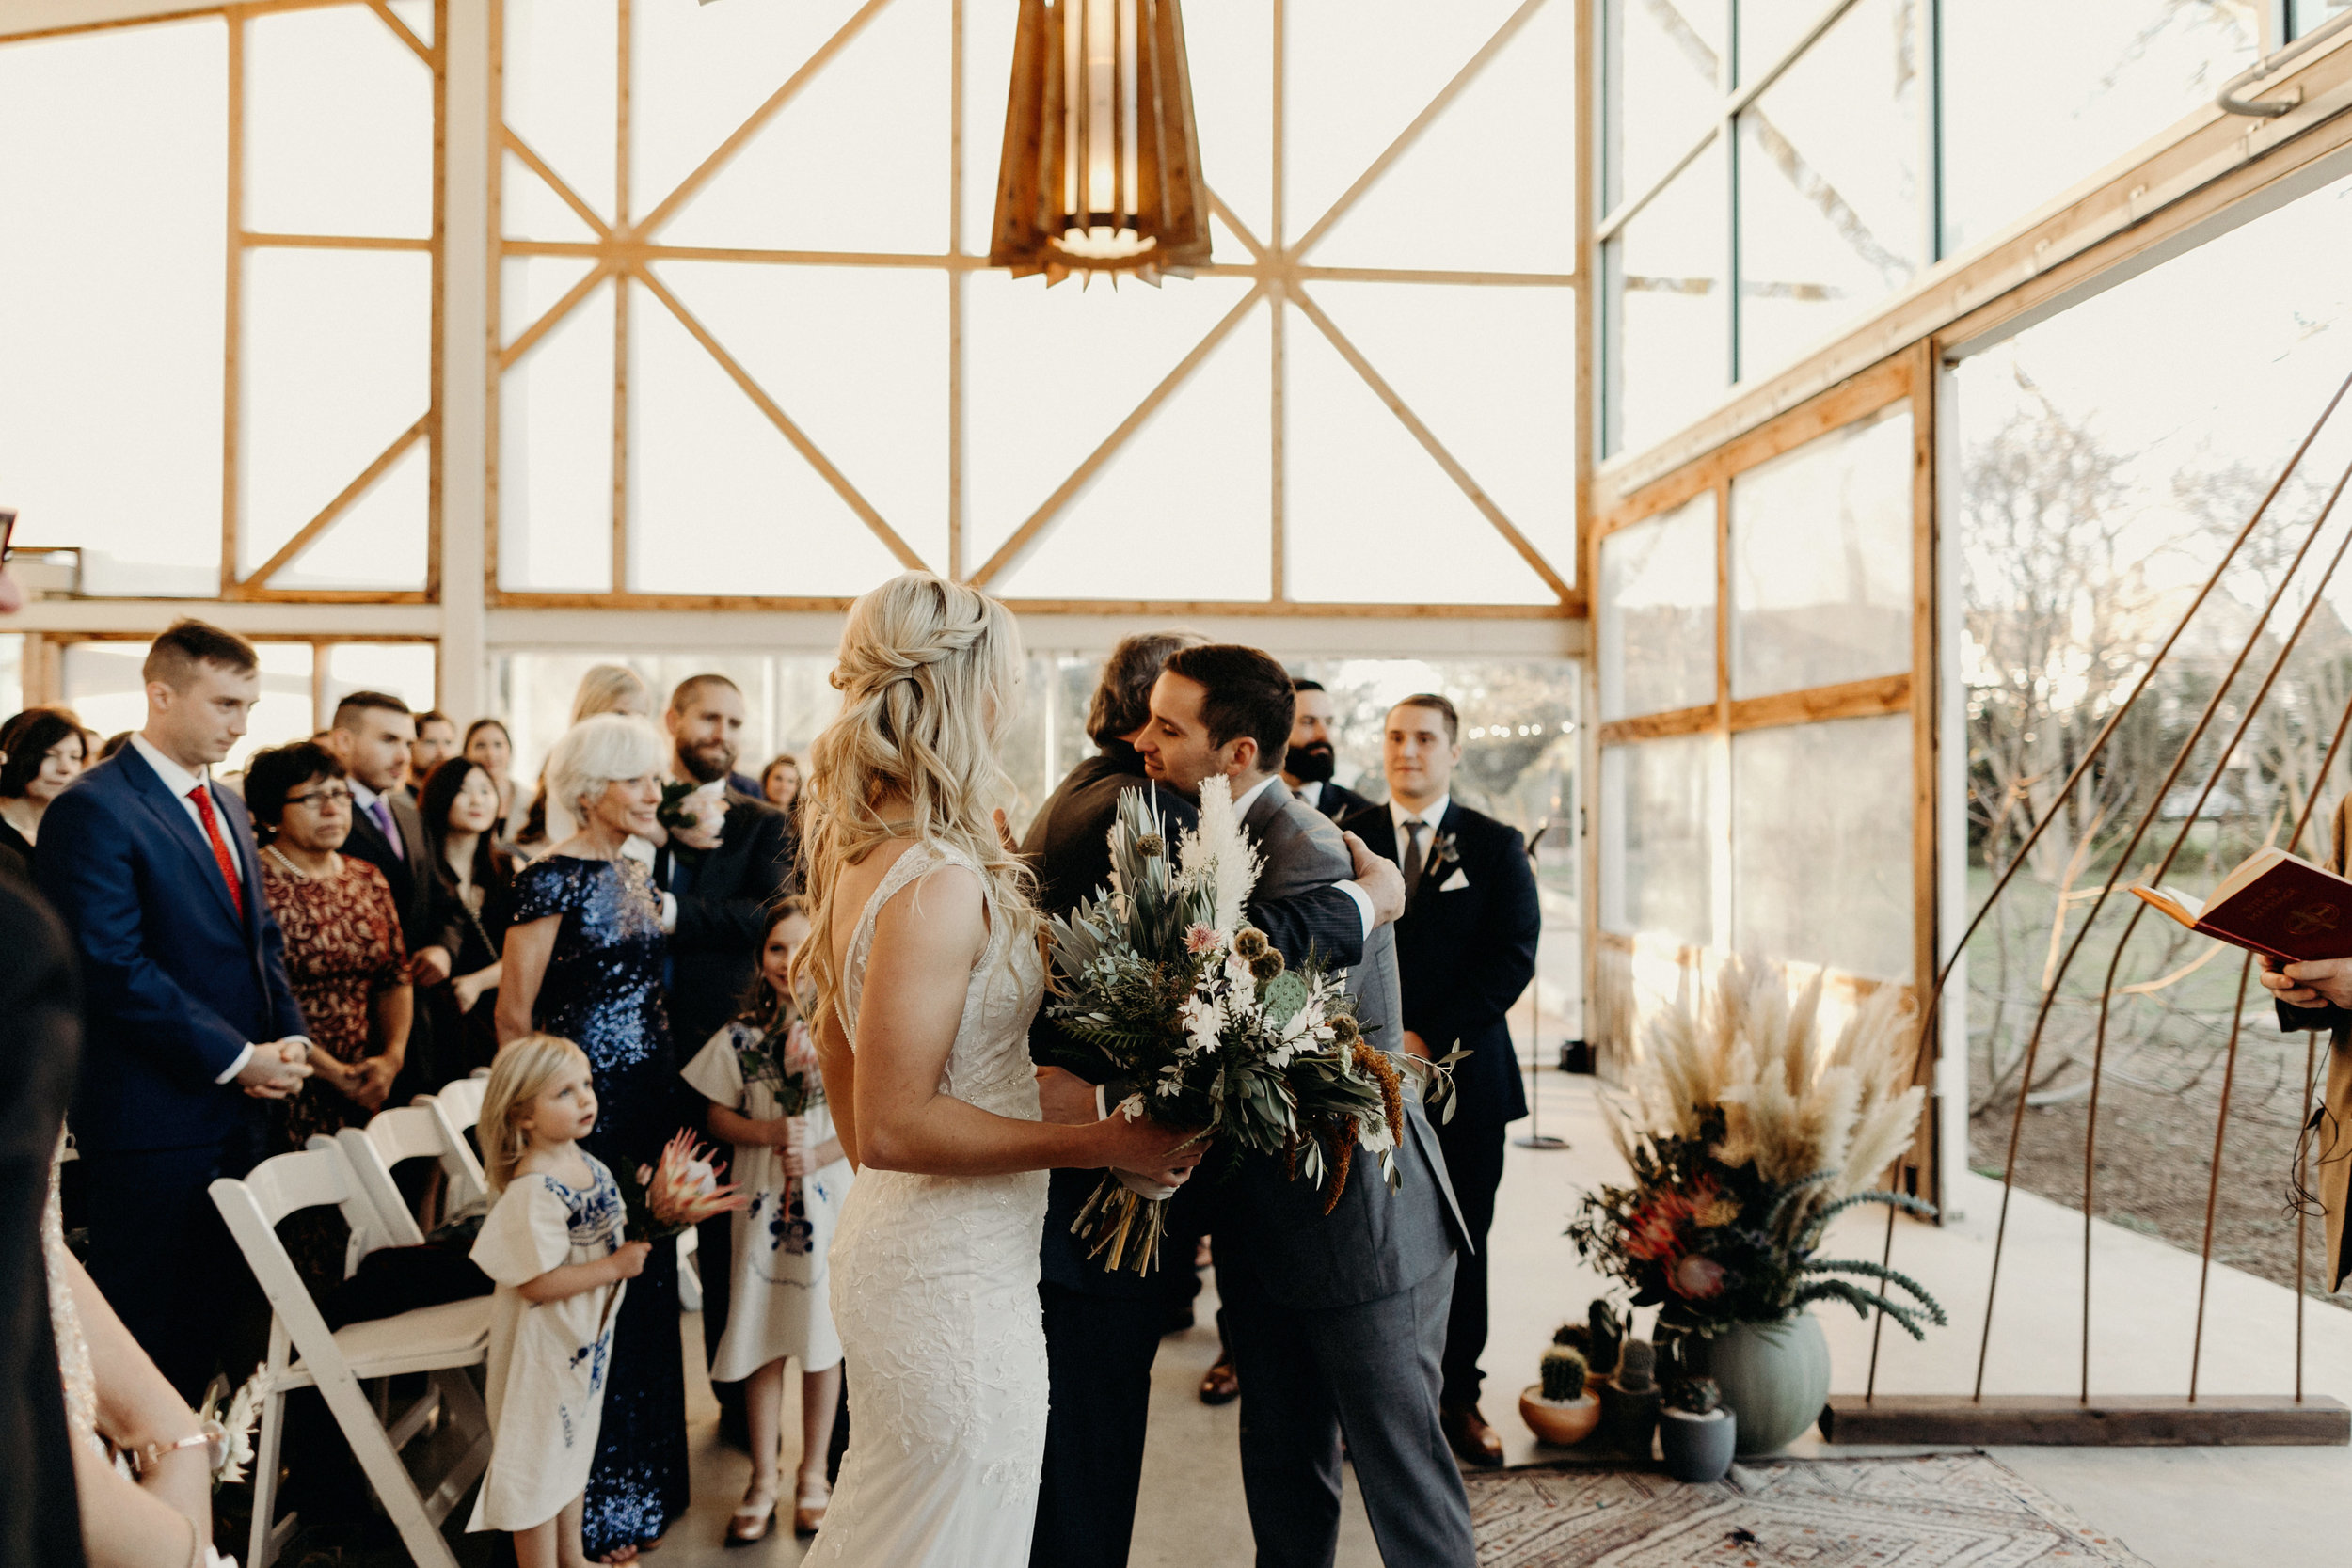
1468;1453;2150;1566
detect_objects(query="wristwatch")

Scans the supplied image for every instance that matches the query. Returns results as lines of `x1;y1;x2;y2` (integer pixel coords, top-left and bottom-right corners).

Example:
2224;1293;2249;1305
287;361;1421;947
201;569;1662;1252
129;1418;228;1476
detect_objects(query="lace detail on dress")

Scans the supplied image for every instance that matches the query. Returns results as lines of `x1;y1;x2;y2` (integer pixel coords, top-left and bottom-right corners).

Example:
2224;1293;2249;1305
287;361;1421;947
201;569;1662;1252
806;839;1050;1568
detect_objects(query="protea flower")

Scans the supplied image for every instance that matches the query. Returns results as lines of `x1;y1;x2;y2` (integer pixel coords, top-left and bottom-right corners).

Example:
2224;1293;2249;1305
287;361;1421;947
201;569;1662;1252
628;1132;748;1239
1670;1254;1727;1300
1184;923;1219;955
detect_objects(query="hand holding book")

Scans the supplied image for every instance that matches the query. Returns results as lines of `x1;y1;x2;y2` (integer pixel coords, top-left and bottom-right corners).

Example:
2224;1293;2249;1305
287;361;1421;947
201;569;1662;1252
2131;846;2352;965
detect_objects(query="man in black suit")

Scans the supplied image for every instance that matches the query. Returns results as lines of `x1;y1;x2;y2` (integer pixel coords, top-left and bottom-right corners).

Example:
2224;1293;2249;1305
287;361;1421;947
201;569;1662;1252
37;621;313;1396
1281;678;1375;822
327;692;453;1094
404;709;457;805
653;673;796;1427
1023;633;1406;1568
1343;693;1539;1469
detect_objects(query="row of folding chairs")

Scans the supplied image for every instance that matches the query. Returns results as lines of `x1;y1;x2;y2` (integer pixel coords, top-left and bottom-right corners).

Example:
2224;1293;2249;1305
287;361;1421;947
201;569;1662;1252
207;1075;493;1568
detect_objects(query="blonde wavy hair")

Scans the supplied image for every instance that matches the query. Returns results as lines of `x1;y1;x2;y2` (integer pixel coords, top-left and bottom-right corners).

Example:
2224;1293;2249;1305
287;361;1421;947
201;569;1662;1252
794;572;1038;1032
480;1034;592;1196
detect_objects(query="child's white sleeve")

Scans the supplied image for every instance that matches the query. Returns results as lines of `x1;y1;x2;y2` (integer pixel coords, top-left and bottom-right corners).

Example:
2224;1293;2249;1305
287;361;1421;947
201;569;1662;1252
469;1179;574;1287
679;1024;747;1109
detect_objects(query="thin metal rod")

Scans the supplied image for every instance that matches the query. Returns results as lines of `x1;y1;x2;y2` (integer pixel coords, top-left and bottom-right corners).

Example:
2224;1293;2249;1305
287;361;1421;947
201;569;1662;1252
2299;1027;2318;1402
2188;952;2254;1401
1962;372;2352;1398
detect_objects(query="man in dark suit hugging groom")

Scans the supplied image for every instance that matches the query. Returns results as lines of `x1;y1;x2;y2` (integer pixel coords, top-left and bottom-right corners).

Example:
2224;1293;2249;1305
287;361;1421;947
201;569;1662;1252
1134;646;1476;1568
1342;695;1540;1469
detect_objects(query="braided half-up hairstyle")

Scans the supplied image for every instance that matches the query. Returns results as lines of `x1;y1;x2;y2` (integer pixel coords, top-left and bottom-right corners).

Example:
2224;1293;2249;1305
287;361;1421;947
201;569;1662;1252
794;571;1040;1036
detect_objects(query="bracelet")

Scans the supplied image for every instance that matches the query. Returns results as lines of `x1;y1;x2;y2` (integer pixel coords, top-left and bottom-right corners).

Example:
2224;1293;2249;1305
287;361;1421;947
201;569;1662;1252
131;1418;227;1477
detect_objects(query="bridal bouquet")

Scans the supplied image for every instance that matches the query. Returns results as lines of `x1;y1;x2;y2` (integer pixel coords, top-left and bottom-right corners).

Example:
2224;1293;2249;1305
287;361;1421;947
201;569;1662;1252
1041;776;1454;1273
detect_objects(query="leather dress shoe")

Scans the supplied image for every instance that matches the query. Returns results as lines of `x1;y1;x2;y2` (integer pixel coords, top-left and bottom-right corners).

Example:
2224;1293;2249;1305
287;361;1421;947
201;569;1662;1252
1198;1357;1240;1405
1441;1403;1503;1467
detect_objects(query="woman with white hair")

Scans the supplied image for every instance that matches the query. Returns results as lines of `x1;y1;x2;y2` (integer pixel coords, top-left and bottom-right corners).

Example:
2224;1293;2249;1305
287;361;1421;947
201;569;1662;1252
496;713;690;1563
796;572;1198;1568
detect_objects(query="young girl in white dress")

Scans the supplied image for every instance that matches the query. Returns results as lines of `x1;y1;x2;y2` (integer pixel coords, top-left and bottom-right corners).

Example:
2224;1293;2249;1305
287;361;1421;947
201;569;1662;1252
467;1034;653;1568
681;897;851;1544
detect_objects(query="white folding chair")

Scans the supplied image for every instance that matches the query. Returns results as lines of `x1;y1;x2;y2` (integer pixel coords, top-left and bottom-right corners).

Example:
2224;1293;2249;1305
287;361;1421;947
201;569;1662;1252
329;1106;449;1249
213;1146;492;1568
414;1075;489;1220
298;1132;408;1280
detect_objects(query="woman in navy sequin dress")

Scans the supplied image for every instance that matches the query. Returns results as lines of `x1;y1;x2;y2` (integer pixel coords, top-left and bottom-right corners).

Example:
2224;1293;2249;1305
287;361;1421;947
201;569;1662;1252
499;715;690;1563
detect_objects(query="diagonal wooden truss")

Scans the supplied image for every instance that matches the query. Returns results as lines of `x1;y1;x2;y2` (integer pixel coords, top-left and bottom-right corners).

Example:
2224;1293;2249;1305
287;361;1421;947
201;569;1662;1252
228;0;445;603
485;0;1577;613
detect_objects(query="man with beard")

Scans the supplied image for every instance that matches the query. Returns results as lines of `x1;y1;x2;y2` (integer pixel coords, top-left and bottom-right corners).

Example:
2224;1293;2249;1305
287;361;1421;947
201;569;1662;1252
1281;679;1374;822
654;673;796;1440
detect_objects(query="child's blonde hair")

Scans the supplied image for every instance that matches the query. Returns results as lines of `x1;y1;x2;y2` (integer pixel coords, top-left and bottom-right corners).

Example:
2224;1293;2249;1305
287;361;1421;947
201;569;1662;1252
481;1034;592;1196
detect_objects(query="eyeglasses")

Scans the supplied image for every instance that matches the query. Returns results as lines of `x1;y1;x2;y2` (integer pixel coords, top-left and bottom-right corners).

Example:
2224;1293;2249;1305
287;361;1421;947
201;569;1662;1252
0;509;16;567
284;786;354;809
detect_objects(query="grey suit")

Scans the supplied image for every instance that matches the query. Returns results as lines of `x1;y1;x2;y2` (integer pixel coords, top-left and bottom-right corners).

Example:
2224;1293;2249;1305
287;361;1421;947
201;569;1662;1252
1216;783;1476;1568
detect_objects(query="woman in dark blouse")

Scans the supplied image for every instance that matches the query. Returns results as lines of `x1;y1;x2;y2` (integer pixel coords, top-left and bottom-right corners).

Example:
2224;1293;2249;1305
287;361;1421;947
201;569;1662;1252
497;715;687;1564
416;756;516;1085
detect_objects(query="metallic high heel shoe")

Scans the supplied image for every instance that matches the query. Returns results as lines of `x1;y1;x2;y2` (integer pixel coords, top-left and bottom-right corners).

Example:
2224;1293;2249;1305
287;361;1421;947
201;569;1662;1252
793;1483;831;1537
724;1502;777;1548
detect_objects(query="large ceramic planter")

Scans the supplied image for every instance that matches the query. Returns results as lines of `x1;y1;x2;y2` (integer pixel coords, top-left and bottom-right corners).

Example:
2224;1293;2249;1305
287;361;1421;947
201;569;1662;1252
1659;1408;1736;1482
1518;1386;1601;1447
1682;1313;1831;1455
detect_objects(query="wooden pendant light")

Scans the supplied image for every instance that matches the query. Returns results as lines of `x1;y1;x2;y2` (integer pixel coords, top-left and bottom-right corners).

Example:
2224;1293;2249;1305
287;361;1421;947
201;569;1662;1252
989;0;1213;287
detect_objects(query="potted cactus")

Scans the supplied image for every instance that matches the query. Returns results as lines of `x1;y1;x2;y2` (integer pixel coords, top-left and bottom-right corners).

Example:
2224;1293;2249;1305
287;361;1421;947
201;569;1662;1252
1597;1337;1661;1455
1659;1375;1736;1482
1585;1299;1624;1389
1518;1343;1600;1447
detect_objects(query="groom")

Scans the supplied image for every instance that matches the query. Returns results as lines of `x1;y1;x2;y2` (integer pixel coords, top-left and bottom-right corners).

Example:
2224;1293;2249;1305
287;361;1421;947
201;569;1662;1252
1136;644;1476;1568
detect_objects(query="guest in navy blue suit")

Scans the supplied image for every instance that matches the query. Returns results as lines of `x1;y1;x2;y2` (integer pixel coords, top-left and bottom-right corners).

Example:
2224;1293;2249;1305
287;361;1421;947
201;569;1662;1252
1341;693;1539;1470
35;619;314;1399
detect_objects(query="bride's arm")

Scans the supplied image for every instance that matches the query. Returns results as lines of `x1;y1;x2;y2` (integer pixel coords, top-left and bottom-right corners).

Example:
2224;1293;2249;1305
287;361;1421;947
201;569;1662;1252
852;865;1198;1180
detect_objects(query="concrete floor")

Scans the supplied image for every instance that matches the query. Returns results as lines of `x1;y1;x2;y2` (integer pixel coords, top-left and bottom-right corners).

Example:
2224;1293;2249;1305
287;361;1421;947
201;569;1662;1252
647;1069;2352;1567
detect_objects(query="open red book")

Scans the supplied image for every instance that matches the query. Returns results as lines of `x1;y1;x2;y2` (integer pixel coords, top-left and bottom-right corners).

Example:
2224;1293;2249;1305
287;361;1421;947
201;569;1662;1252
2130;847;2352;964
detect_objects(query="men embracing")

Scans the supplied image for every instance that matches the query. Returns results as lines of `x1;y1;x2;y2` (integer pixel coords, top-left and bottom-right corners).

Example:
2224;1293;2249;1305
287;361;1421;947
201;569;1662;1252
1027;638;1476;1568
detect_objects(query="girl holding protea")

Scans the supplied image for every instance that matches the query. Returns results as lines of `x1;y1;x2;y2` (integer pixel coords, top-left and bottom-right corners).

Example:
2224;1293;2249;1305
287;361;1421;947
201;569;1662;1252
466;1035;651;1568
679;897;850;1544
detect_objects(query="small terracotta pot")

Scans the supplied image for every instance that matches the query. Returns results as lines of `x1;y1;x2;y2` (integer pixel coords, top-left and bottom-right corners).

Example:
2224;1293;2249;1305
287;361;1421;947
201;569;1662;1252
1518;1386;1602;1447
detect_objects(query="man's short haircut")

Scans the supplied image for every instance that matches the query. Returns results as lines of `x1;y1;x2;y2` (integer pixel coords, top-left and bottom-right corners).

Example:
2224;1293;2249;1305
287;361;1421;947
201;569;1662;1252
143;619;258;689
1291;677;1326;694
243;740;345;835
1389;692;1461;745
669;673;743;715
1162;643;1295;772
333;690;412;732
414;709;455;736
1089;630;1207;747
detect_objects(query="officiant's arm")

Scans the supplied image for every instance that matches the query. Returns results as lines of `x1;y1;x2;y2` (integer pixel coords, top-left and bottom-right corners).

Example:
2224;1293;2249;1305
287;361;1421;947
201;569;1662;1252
848;864;1201;1180
2262;954;2352;1026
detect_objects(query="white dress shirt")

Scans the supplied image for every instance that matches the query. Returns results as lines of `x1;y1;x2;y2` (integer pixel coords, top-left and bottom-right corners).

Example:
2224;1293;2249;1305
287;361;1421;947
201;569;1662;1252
1390;793;1453;881
1290;778;1326;811
128;733;291;1085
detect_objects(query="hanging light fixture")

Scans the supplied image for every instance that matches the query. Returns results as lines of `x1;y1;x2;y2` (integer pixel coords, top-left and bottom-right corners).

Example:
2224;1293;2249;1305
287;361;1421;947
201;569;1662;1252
990;0;1212;287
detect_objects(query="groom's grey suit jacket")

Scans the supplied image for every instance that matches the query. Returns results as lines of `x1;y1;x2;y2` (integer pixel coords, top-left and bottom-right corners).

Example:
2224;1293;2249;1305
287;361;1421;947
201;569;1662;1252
1216;784;1468;1310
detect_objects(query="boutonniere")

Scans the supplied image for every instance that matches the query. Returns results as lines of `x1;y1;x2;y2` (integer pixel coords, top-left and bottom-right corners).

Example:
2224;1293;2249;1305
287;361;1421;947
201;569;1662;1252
658;779;729;859
1431;832;1462;871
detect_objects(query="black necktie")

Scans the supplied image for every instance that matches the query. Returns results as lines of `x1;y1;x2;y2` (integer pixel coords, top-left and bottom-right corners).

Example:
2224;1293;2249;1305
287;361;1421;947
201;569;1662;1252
1402;819;1428;914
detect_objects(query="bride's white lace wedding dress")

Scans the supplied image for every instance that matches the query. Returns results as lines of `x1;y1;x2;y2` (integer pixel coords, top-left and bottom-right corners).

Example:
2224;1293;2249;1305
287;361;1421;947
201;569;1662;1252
805;842;1051;1568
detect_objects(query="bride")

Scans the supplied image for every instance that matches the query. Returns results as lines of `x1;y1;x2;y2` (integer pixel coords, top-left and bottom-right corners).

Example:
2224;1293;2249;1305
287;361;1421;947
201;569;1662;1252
795;572;1199;1566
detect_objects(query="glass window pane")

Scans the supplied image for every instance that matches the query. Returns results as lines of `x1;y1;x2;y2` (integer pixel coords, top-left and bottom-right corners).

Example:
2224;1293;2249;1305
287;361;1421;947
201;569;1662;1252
503;0;618;225
1607;135;1726;456
1941;0;2258;257
1600;735;1713;947
0;635;22;723
499;277;616;593
0;20;226;597
1181;0;1275;247
1735;0;1924;381
1732;713;1911;979
1309;0;1575;276
1735;0;1823;85
65;641;314;774
1607;0;1724;211
1730;404;1912;698
325;643;437;717
245;5;433;239
241;248;433;583
2293;0;2352;36
1599;489;1716;720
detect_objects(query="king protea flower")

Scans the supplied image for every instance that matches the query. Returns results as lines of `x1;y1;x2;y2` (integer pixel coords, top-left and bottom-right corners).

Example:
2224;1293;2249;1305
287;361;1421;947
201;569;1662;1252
632;1132;748;1237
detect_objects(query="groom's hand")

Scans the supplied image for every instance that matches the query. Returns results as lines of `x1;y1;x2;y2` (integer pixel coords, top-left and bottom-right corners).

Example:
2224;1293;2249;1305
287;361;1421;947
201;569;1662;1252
1035;1065;1100;1126
1345;832;1406;926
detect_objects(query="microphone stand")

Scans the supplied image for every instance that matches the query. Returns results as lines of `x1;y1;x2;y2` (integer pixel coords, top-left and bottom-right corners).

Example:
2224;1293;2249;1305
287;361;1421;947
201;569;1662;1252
1513;819;1568;1151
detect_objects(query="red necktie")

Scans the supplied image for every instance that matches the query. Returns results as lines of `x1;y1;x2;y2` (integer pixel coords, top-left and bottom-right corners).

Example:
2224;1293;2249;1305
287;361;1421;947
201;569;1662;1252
188;784;246;919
